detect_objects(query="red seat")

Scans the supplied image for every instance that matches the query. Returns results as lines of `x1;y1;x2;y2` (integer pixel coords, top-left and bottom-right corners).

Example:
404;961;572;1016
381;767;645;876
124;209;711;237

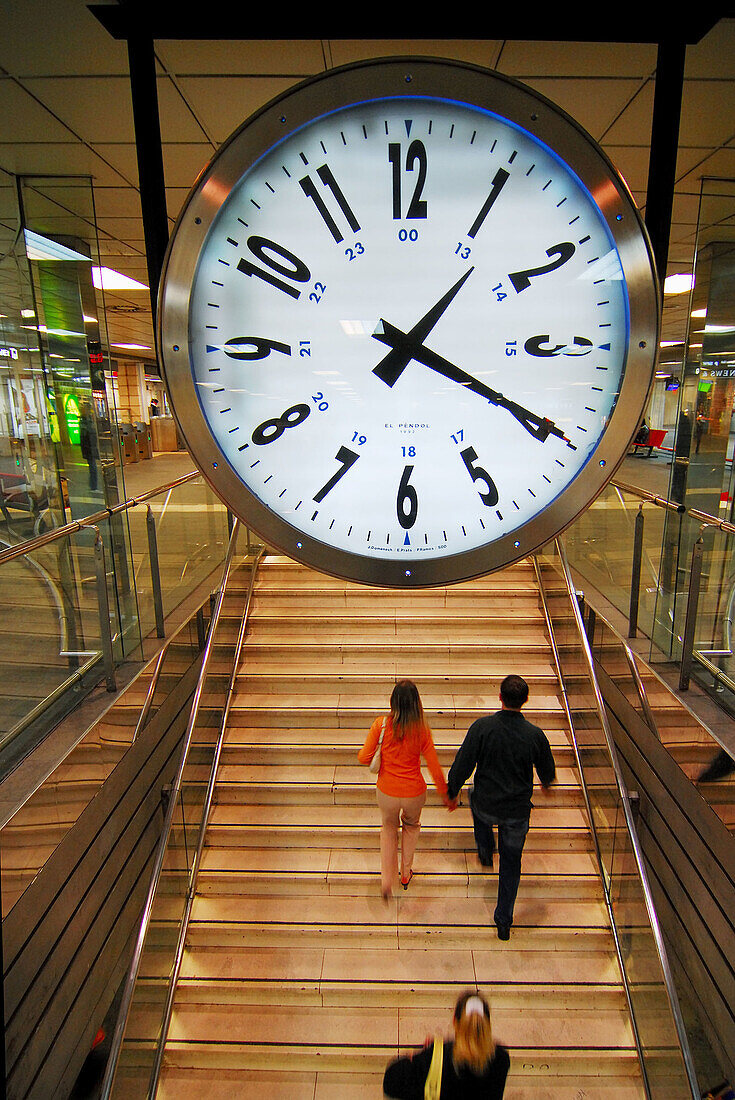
633;428;667;456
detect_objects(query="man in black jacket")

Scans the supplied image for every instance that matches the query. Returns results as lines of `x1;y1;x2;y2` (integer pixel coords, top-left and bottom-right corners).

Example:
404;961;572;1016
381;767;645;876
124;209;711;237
447;674;556;941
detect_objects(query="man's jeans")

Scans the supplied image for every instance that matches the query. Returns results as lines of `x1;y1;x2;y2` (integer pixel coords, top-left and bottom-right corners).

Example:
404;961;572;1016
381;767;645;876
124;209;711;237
471;807;530;928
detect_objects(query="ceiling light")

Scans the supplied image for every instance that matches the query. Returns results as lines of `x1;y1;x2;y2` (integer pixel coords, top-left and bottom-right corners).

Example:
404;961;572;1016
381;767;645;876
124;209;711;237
664;273;694;295
112;343;152;350
92;267;148;291
24;229;90;263
691;308;707;318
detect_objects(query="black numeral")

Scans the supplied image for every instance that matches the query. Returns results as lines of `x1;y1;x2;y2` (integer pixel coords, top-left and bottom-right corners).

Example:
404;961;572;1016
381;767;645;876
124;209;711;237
388;141;428;220
468;167;509;239
460;446;499;507
300;165;361;244
524;334;593;357
313;446;359;503
252;403;310;446
397;465;418;528
222;336;291;361
238;235;311;299
508;242;576;294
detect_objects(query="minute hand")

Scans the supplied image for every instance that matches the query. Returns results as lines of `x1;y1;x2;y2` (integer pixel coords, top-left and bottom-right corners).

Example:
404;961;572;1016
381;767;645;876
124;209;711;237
373;320;569;444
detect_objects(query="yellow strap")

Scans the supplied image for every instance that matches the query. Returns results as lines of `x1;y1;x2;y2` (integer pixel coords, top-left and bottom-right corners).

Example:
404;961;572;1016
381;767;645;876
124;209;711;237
424;1034;444;1100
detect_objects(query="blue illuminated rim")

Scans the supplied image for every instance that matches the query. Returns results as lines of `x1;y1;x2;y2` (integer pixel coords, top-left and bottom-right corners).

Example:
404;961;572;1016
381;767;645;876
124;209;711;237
160;57;658;586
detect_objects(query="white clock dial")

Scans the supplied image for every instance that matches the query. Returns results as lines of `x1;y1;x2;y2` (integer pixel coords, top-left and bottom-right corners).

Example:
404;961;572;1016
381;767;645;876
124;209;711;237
159;59;659;587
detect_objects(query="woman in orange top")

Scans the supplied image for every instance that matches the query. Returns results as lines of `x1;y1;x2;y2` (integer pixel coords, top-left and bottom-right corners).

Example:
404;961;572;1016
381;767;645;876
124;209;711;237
359;680;451;900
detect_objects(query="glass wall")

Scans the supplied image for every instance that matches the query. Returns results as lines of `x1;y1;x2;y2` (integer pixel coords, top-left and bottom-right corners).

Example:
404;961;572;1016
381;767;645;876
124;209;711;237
653;179;735;676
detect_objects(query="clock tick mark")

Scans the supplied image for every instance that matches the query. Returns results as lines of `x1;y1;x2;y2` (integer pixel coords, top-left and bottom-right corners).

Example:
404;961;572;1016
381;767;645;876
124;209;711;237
237;218;248;227
279;489;287;498
578;234;590;244
490;139;496;152
526;163;535;175
300;152;308;165
509;150;517;163
250;460;260;468
226;237;238;247
217;259;229;266
266;182;275;193
543;179;552;190
543;475;552;484
470;130;476;144
250;199;261;209
496;510;503;521
264;474;273;483
295;501;302;511
569;215;580;225
238;443;248;451
311;510;318;521
282;165;291;178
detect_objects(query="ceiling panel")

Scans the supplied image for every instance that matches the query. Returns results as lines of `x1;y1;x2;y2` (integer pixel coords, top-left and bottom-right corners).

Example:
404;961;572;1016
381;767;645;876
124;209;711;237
156;38;327;75
499;40;657;77
175;75;301;143
523;77;649;141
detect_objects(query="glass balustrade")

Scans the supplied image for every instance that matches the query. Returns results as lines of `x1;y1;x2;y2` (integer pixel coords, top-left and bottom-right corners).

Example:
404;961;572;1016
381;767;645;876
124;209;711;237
536;541;698;1098
0;471;233;768
0;610;207;922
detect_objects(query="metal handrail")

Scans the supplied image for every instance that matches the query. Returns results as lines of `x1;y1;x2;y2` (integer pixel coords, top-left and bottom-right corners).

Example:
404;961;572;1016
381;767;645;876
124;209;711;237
545;538;699;1095
146;544;265;1097
0;469;199;568
612;475;735;534
99;517;243;1100
621;646;662;741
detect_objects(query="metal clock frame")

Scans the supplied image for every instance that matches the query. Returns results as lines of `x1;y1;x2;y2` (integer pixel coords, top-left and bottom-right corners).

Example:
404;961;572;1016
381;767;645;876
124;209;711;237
158;56;660;588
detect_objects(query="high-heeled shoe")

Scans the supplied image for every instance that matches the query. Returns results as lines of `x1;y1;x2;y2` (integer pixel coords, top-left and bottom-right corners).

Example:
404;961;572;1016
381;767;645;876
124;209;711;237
401;871;414;890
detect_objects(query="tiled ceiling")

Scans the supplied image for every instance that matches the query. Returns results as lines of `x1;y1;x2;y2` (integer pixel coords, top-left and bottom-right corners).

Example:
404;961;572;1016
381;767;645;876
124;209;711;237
1;3;734;379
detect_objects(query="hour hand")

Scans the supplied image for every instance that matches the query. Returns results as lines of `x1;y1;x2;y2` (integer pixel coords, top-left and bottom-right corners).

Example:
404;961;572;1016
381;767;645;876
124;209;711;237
372;267;474;387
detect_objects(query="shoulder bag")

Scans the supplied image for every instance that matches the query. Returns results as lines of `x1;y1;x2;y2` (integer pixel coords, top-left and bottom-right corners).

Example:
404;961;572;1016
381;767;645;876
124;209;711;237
369;717;387;774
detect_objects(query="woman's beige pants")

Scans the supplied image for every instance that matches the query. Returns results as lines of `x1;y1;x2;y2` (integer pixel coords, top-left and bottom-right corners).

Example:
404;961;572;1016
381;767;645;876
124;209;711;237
376;788;427;893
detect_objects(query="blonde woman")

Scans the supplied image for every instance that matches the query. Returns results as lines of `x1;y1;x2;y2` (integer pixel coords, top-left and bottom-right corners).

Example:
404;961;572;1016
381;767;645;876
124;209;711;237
383;990;509;1098
358;680;451;900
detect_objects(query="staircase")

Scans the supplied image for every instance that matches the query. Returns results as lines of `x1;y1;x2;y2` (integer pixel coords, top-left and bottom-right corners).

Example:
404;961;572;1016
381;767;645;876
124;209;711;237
119;556;665;1097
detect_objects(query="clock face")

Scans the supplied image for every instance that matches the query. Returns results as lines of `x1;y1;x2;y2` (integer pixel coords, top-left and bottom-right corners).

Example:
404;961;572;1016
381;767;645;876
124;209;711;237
159;58;659;587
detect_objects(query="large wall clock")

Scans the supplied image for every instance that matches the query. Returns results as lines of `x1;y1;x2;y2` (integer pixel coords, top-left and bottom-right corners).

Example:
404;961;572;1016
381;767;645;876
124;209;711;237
158;56;659;587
